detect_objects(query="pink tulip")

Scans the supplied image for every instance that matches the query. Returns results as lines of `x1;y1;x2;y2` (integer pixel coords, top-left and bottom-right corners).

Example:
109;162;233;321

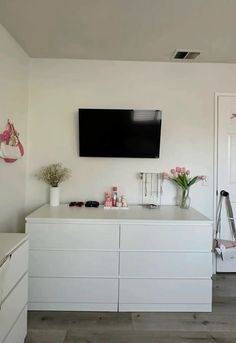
176;167;181;173
171;169;176;175
186;170;190;175
199;175;207;180
181;167;186;173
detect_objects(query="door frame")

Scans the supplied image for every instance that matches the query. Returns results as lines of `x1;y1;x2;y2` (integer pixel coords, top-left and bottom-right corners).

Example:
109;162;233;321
214;92;236;272
214;92;236;218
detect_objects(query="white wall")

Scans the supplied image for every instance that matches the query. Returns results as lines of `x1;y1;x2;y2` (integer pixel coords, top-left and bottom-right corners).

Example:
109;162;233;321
26;59;236;219
0;24;29;232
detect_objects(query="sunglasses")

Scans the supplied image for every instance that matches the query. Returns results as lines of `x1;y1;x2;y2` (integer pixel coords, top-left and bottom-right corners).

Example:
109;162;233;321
69;202;84;207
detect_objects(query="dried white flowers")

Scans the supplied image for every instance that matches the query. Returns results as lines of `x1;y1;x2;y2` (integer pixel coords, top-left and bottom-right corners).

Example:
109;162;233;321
36;163;71;187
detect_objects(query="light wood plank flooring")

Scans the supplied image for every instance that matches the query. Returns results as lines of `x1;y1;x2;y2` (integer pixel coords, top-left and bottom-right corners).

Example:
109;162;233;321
26;274;236;343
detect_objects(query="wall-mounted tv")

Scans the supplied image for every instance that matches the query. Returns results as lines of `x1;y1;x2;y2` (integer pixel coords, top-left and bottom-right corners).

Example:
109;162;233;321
78;108;162;158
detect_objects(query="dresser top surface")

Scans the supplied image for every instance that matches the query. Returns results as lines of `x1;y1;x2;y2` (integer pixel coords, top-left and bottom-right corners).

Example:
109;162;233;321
26;204;211;224
0;233;28;264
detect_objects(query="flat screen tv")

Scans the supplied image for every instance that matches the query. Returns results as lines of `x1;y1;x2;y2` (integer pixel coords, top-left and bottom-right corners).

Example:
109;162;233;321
79;108;162;158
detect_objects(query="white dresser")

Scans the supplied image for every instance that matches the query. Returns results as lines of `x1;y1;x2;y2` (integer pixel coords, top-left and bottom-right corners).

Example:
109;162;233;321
26;205;213;312
0;233;28;343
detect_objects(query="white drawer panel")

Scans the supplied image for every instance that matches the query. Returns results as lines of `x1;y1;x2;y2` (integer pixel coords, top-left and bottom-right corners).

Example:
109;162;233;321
120;224;212;251
119;303;211;312
3;240;28;300
120;252;212;278
26;223;119;250
29;251;119;277
0;274;28;343
28;302;117;311
29;277;118;304
119;279;212;304
3;306;27;343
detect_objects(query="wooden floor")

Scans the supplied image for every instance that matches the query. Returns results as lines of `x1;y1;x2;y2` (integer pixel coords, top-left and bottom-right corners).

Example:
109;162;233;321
26;274;236;343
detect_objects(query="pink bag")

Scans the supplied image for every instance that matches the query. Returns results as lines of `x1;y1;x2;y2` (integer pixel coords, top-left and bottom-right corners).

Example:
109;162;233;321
0;120;24;163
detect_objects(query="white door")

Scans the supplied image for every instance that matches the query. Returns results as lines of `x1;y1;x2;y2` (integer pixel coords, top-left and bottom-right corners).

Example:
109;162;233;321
217;95;236;272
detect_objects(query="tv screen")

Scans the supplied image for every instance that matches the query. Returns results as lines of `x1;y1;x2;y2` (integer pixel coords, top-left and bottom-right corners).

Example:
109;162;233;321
79;109;162;158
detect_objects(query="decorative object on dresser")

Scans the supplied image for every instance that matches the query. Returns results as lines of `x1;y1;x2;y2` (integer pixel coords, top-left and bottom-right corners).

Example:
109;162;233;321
85;201;100;208
69;201;84;207
0;233;28;343
104;192;112;208
35;162;71;207
139;172;164;207
104;186;128;209
163;167;207;209
25;204;213;312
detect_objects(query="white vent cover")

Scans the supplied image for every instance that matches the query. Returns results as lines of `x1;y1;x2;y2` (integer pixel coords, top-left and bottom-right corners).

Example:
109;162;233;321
172;50;200;60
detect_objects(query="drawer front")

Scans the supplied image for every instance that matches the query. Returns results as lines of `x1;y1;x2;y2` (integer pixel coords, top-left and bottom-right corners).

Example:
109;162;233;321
3;240;28;300
3;306;27;343
29;251;119;277
120;224;212;251
119;303;212;312
0;274;28;343
29;277;118;304
120;252;212;278
26;223;119;250
28;302;118;311
119;279;212;304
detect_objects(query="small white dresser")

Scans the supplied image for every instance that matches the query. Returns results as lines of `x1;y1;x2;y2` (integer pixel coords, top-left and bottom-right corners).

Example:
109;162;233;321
26;205;213;312
0;233;28;343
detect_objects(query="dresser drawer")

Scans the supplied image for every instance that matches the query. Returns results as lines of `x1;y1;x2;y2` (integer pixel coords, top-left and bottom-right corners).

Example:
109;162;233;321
3;306;27;343
26;223;119;250
119;278;212;304
2;240;28;300
120;224;212;251
120;252;212;278
0;274;28;343
29;277;118;304
29;250;119;277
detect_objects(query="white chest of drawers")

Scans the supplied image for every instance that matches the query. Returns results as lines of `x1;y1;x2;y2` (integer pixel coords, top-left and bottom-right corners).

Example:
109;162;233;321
0;233;28;343
26;205;213;312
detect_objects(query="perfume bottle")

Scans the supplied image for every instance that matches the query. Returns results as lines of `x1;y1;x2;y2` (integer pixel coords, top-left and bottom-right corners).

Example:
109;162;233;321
112;186;118;207
121;195;128;207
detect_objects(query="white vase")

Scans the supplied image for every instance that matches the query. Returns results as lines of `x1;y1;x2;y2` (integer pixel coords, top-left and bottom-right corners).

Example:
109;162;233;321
50;186;60;207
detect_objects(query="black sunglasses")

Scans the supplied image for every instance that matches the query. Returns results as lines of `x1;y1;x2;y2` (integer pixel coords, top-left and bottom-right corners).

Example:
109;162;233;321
69;202;84;207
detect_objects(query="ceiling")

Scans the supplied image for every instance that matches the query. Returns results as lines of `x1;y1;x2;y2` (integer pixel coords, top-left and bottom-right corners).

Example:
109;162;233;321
0;0;236;63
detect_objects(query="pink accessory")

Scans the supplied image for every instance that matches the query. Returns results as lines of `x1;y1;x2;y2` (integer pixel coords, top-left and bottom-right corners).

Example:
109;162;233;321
104;192;112;207
0;130;11;142
0;120;24;163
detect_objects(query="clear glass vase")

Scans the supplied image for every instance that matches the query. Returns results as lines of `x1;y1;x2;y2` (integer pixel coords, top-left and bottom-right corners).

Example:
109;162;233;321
179;188;191;209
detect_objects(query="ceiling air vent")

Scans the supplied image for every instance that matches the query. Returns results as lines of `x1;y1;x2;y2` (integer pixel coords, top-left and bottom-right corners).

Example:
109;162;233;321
172;50;200;61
